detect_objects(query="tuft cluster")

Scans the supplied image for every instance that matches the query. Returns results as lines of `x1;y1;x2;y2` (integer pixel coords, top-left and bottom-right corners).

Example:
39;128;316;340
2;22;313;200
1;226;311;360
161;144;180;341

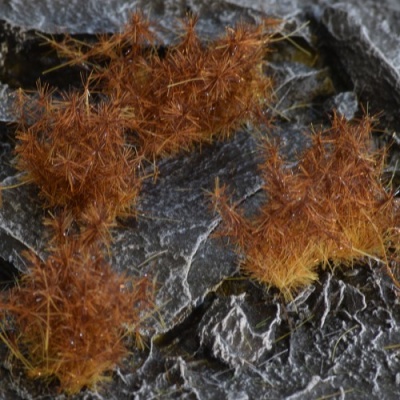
53;12;276;157
15;85;141;222
0;12;276;394
1;239;150;394
214;114;400;300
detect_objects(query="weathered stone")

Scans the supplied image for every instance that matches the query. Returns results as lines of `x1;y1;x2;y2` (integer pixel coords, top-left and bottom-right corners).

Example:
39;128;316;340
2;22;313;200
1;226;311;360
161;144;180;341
317;1;400;129
0;1;400;399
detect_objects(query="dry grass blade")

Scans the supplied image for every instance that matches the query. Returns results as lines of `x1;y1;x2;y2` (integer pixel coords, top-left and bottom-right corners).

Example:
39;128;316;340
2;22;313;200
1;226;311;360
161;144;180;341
48;13;278;158
0;242;154;394
214;113;400;300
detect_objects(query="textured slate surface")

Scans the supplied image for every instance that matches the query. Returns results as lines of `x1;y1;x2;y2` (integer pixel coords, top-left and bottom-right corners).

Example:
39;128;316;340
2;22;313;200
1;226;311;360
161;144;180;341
318;1;400;129
0;1;399;399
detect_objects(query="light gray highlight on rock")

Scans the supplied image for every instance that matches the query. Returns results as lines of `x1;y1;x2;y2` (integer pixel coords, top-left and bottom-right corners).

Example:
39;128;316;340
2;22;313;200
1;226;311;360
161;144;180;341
0;175;45;270
318;2;400;128
0;83;17;122
198;293;280;369
272;63;334;121
0;0;279;39
0;0;138;33
323;91;358;120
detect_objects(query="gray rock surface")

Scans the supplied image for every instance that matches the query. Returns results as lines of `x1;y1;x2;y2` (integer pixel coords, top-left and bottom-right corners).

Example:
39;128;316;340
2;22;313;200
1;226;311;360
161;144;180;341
317;1;400;129
0;1;399;399
0;83;15;122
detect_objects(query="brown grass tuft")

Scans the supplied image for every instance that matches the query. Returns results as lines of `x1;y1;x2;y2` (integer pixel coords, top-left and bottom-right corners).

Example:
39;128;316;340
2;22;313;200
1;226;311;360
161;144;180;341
0;240;152;394
1;12;279;393
213;113;400;300
14;85;141;224
50;12;278;158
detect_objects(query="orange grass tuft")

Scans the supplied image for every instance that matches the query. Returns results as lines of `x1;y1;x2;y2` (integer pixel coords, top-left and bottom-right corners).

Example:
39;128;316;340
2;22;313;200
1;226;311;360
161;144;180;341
14;84;142;223
213;113;400;300
51;12;278;158
3;16;161;392
0;240;152;394
1;12;279;393
7;83;154;392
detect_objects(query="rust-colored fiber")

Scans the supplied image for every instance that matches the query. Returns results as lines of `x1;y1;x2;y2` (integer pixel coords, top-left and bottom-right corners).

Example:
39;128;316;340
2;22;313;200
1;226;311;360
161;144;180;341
0;12;278;393
14;85;141;223
213;114;400;300
0;239;151;394
53;12;277;158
